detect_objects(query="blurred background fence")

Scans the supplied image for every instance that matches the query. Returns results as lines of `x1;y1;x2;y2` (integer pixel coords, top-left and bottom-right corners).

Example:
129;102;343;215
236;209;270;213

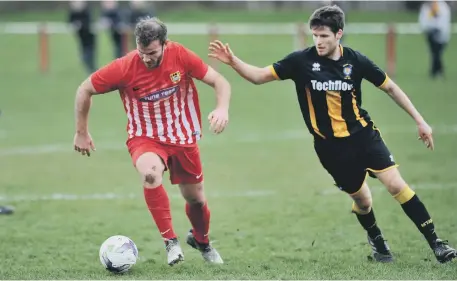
0;1;457;14
0;1;456;77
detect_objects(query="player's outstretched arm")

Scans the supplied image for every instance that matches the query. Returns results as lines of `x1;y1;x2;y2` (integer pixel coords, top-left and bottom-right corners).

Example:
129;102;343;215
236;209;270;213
379;79;434;150
208;40;276;85
200;66;231;134
74;78;99;156
74;59;123;156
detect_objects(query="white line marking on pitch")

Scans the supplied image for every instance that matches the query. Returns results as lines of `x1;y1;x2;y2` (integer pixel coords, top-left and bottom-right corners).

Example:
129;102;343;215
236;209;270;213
319;182;456;195
0;124;455;156
0;190;276;203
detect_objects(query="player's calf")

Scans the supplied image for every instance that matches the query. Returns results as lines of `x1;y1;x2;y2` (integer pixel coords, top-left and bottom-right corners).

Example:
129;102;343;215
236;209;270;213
375;168;457;262
135;151;178;259
349;183;392;261
180;183;211;244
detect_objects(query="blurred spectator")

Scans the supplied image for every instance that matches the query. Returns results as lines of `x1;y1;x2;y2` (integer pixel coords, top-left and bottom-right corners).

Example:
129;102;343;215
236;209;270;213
70;1;153;73
129;0;153;25
129;1;155;47
101;0;123;59
69;0;96;74
419;0;451;79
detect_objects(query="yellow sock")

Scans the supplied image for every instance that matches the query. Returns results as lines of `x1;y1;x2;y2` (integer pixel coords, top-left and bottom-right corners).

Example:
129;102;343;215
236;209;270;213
393;185;415;204
352;202;370;215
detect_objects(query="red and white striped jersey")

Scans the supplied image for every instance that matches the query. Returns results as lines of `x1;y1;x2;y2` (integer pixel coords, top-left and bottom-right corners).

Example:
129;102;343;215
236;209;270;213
91;41;208;146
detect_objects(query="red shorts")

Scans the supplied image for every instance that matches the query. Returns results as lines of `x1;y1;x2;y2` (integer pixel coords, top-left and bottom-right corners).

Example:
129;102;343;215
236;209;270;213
126;137;203;185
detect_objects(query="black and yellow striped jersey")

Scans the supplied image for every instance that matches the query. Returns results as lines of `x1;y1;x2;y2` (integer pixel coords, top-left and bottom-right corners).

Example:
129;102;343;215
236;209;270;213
270;45;389;139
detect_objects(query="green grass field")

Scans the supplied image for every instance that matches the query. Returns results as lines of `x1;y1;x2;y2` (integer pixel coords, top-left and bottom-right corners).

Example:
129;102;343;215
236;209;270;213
1;11;457;279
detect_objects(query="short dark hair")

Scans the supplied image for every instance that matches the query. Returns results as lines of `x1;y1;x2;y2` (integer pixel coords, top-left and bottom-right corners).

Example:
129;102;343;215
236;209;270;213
134;16;168;46
309;5;345;34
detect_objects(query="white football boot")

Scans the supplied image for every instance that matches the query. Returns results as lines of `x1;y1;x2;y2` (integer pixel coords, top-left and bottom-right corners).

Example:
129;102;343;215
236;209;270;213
186;229;223;264
165;238;184;266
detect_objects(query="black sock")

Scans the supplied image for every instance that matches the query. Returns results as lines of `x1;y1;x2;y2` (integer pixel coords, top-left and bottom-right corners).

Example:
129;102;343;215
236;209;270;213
394;185;438;247
400;194;438;247
354;208;382;239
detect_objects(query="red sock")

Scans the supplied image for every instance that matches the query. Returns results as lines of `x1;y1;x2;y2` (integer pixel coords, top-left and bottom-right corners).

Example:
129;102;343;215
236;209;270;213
185;202;210;244
143;185;176;241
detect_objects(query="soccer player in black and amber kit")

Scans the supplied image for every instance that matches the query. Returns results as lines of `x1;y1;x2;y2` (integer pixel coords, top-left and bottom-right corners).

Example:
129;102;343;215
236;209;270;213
208;5;456;263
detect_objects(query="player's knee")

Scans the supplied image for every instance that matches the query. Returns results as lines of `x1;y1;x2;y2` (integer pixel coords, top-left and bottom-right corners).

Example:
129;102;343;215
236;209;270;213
384;176;406;195
186;199;205;207
135;153;165;188
349;183;372;214
359;197;372;213
142;169;162;188
179;183;205;205
375;168;407;195
351;192;372;214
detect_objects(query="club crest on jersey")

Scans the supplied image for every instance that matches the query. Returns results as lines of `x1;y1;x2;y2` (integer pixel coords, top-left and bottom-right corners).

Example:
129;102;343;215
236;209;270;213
170;71;181;84
343;64;353;80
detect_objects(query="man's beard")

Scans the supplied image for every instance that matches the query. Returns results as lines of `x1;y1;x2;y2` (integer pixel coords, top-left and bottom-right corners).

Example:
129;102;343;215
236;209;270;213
145;55;163;69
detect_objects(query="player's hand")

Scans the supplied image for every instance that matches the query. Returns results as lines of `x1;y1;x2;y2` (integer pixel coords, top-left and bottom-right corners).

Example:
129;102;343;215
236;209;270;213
208;40;234;65
417;121;434;150
208;107;229;134
74;132;96;157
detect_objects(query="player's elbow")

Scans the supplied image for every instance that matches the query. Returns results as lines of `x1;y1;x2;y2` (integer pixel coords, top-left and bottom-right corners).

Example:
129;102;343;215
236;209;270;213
217;74;230;88
76;87;93;104
202;67;230;89
251;79;262;85
251;67;276;85
212;74;231;92
251;76;267;85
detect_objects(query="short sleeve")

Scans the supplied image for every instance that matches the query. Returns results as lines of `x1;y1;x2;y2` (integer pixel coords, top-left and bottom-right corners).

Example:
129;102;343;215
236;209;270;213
270;51;301;81
358;52;389;88
181;46;209;80
90;59;125;93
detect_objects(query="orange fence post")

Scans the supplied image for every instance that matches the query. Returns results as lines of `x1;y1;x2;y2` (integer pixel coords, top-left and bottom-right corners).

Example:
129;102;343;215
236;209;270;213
386;24;396;78
38;23;49;73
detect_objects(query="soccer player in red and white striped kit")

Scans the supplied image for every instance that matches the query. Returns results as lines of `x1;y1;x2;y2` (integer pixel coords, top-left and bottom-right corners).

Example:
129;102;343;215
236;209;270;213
73;17;230;266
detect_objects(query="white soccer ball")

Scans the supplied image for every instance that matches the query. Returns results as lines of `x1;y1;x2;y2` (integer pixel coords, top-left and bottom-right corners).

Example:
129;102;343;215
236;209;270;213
99;235;139;274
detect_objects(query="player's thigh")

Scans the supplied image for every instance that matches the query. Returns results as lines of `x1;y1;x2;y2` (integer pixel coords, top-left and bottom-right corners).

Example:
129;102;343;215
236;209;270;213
127;137;168;186
169;145;203;185
314;139;367;194
372;167;407;195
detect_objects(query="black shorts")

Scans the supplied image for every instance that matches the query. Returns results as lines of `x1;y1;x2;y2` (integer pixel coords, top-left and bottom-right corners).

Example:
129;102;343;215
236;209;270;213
314;123;398;194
